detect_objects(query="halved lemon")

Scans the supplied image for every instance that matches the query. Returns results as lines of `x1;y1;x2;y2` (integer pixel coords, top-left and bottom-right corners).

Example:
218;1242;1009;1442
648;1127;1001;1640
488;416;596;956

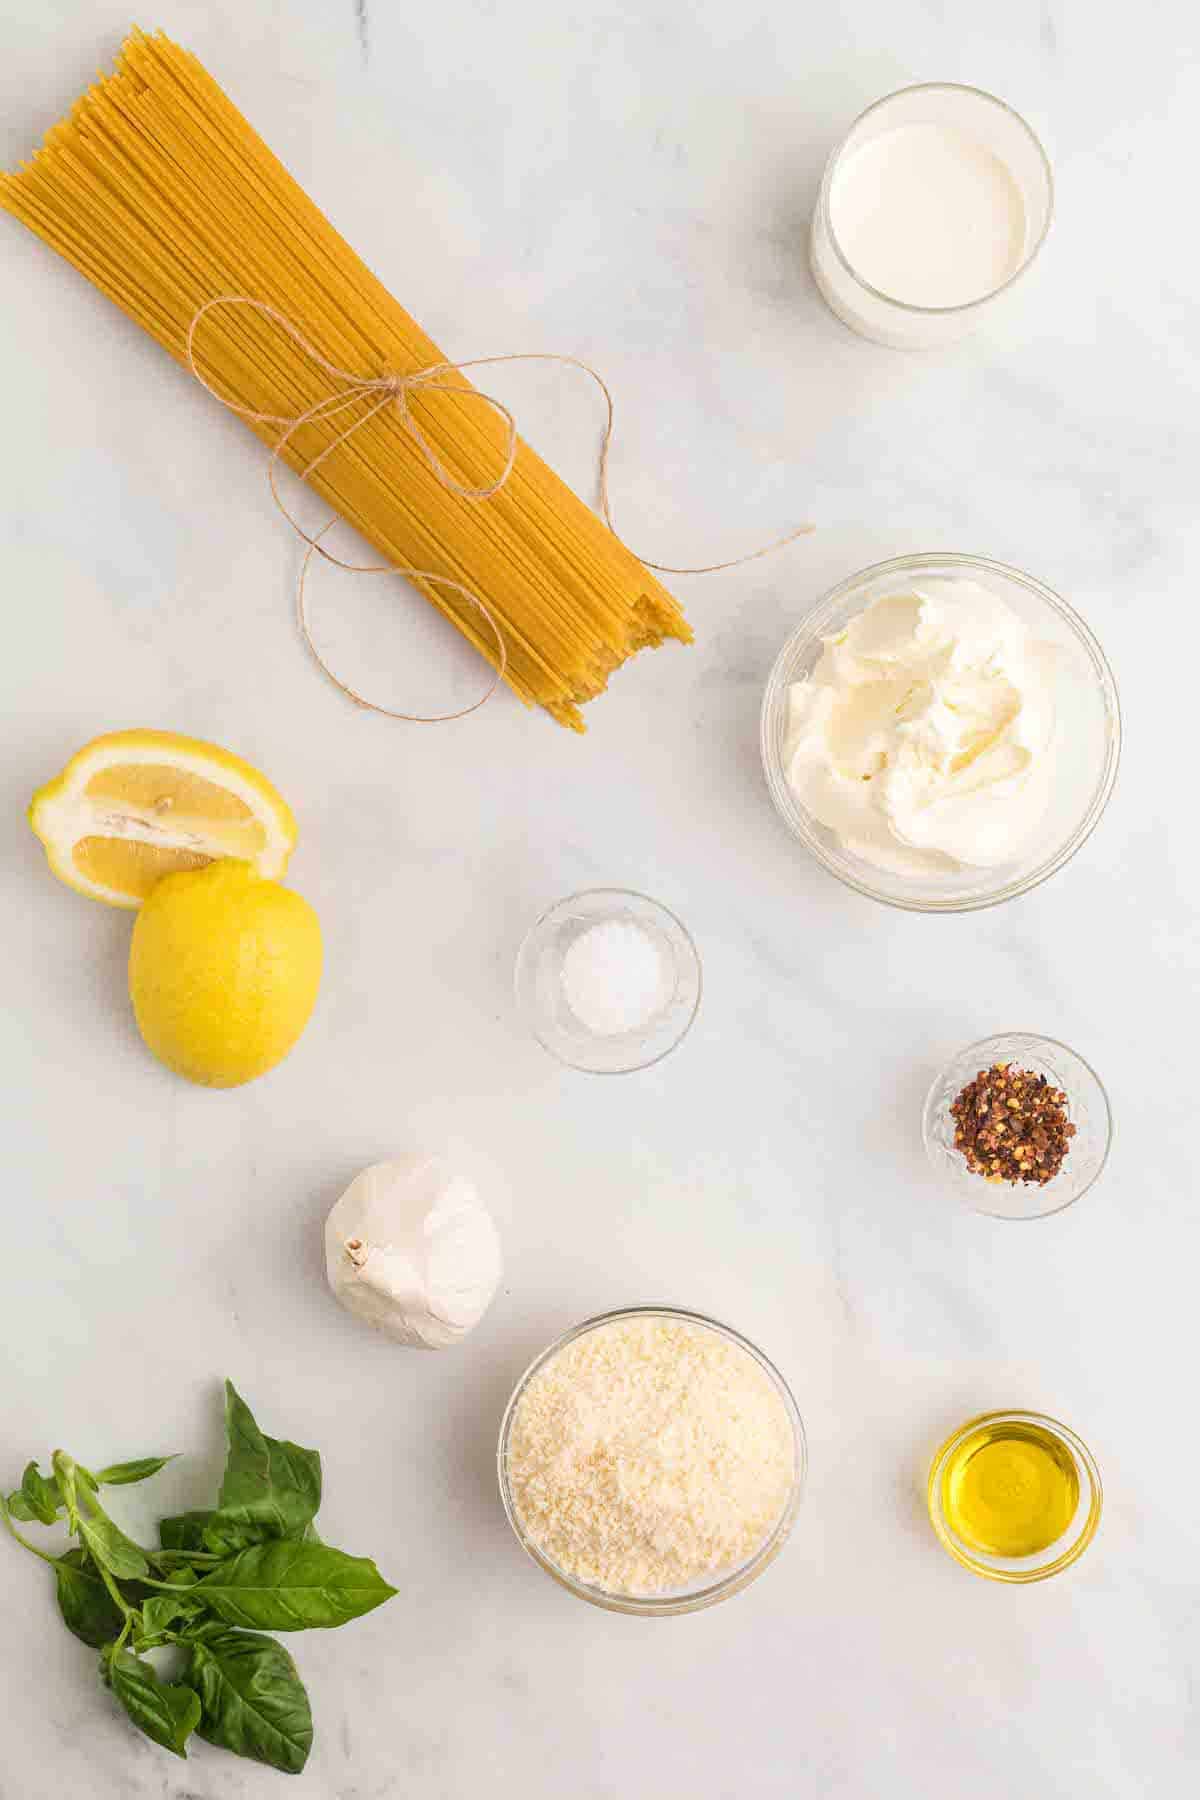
29;729;298;907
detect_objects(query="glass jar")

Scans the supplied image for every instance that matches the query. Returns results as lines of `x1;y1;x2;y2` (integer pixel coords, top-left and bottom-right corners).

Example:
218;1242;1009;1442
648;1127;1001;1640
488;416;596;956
810;83;1054;348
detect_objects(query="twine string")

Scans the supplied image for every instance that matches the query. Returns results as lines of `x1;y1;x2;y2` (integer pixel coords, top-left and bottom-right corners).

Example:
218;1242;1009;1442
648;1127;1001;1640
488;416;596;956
186;295;813;720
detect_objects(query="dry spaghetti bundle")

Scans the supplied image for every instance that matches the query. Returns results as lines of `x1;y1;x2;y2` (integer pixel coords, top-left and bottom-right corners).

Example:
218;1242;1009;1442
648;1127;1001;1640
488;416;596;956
0;29;691;730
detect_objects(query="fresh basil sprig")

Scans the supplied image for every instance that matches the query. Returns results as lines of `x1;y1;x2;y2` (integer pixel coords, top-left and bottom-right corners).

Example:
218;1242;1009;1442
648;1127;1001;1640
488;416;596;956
1;1381;396;1774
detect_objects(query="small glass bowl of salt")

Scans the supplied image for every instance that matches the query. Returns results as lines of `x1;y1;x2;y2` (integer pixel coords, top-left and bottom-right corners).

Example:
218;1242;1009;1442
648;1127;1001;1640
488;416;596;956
514;888;701;1073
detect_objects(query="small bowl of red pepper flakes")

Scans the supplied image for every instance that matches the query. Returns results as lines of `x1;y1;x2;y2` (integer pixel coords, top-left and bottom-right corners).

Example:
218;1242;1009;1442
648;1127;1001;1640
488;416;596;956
922;1033;1112;1220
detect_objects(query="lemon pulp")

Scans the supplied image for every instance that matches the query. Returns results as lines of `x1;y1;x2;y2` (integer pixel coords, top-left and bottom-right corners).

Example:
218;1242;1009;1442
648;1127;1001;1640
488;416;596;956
29;729;296;907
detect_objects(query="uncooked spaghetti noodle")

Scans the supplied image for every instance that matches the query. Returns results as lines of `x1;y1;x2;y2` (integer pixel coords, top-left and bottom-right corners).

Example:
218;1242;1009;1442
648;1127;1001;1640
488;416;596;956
0;28;695;730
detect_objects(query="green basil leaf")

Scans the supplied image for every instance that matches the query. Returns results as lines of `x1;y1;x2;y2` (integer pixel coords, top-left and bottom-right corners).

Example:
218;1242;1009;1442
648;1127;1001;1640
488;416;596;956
8;1462;93;1523
78;1506;150;1582
159;1509;269;1556
217;1382;322;1539
54;1549;126;1649
160;1507;320;1560
194;1540;396;1631
202;1518;313;1554
108;1650;201;1759
204;1516;276;1557
51;1451;80;1529
139;1592;205;1638
19;1463;62;1526
92;1456;176;1488
159;1511;216;1553
205;1515;323;1558
183;1618;226;1643
186;1625;312;1774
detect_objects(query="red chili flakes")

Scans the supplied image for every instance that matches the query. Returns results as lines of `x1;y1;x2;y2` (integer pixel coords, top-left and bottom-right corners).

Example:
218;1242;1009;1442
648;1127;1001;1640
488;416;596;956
950;1062;1076;1186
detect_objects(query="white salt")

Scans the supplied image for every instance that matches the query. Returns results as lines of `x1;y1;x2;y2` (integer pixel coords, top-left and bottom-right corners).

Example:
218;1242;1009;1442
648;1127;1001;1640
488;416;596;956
560;918;667;1036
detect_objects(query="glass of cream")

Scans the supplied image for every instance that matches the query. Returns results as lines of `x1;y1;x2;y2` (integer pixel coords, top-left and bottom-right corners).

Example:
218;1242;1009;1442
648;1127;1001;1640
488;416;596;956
810;83;1053;348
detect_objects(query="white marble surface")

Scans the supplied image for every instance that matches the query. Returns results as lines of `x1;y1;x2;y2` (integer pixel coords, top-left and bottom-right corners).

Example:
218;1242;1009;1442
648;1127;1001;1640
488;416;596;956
1;1;1196;1794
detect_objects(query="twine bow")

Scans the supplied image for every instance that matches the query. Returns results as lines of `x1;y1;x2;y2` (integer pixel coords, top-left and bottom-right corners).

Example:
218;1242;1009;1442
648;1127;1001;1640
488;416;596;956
186;295;813;721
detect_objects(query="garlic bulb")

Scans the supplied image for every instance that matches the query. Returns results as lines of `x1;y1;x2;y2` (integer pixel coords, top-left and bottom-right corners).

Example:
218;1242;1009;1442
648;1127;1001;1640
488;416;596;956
325;1155;503;1349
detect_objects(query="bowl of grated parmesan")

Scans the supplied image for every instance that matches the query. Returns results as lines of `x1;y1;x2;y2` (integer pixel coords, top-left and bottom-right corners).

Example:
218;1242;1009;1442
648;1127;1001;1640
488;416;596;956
498;1307;806;1614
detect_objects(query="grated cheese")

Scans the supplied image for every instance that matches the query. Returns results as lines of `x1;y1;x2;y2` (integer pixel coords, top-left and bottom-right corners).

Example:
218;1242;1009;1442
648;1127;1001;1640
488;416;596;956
506;1315;795;1597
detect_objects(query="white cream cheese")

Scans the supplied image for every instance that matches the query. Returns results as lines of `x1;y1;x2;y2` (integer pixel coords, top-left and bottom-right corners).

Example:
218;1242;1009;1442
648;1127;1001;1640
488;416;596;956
784;579;1058;876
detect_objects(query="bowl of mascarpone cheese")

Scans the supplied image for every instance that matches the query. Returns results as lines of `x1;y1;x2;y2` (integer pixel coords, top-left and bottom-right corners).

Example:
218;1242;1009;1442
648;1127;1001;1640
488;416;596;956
760;553;1120;911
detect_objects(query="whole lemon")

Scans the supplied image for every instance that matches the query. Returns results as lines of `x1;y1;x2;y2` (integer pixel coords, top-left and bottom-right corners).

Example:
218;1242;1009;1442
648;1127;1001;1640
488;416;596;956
129;859;322;1087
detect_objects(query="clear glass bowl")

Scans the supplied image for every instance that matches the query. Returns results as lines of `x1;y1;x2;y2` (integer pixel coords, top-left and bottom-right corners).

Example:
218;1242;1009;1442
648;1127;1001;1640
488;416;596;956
514;889;702;1074
927;1410;1102;1583
760;553;1121;912
923;1032;1112;1220
497;1305;807;1615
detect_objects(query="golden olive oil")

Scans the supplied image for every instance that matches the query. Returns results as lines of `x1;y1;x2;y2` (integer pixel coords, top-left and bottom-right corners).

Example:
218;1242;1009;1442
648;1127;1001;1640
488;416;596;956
941;1419;1079;1557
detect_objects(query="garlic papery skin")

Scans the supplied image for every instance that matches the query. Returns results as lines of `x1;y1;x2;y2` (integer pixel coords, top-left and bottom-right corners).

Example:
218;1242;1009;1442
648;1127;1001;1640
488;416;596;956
325;1155;503;1349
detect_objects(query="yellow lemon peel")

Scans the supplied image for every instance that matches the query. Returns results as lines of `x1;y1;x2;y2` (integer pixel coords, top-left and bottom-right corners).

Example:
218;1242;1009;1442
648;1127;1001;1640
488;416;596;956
129;859;322;1088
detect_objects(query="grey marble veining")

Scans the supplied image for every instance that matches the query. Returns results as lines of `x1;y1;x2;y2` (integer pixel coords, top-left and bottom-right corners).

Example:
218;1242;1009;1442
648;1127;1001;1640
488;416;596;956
1;1;1197;1796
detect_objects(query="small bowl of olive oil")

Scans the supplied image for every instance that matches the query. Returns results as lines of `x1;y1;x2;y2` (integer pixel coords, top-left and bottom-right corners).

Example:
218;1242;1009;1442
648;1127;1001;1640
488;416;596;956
927;1410;1102;1583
